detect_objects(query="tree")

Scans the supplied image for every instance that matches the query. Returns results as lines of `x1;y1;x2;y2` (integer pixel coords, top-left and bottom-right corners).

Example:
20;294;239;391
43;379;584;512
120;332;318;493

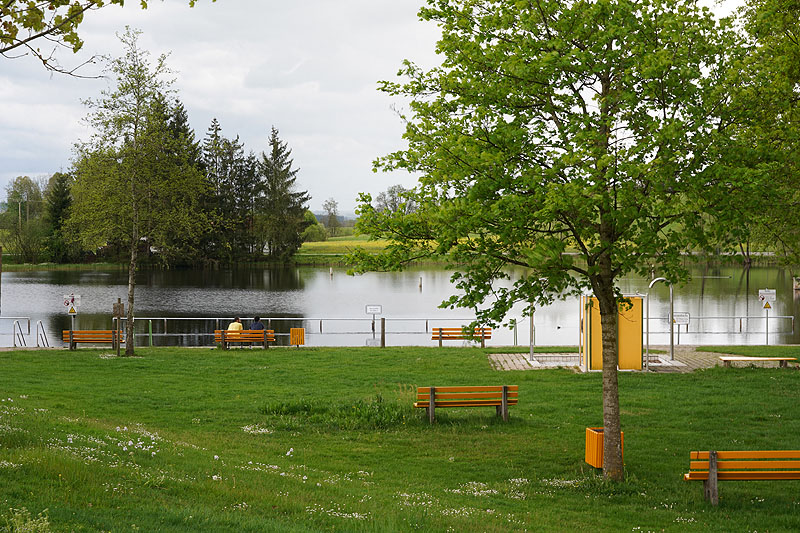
201;119;258;260
67;27;211;355
0;0;214;75
721;0;800;265
43;171;76;263
1;175;47;262
351;0;746;480
375;184;416;215
322;197;339;237
301;210;327;242
255;127;310;260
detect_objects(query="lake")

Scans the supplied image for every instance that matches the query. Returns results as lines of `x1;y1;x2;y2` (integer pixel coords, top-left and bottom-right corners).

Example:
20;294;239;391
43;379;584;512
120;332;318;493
1;264;798;348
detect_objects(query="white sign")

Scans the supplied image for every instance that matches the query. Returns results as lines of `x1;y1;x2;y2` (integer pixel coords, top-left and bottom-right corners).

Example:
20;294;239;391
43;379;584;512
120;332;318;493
673;312;690;325
63;294;81;307
758;289;776;303
365;305;383;315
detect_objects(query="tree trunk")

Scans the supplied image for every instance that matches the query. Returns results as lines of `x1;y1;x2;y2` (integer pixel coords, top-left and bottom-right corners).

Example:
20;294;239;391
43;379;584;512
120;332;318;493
596;276;624;481
125;222;138;357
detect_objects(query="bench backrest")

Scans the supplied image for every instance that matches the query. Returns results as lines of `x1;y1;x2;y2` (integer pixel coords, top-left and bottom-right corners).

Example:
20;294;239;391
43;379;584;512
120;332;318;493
62;330;122;342
213;330;275;341
431;327;492;339
416;385;517;407
687;450;800;480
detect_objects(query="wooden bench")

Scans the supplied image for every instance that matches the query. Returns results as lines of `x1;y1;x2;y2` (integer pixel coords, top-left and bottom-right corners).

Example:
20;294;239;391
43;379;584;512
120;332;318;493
414;385;517;423
214;329;276;349
431;327;492;347
719;356;797;368
684;450;800;505
62;330;123;350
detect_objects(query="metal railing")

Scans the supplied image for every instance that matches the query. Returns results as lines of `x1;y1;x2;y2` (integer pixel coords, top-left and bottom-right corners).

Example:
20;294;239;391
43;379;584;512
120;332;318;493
36;320;50;348
113;316;484;346
12;320;27;347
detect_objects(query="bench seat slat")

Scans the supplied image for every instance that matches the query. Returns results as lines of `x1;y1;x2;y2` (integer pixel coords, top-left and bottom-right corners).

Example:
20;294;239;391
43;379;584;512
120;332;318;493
691;450;800;460
62;330;121;343
213;330;276;343
685;471;800;481
691;459;800;470
419;391;519;400
417;386;517;393
414;399;518;408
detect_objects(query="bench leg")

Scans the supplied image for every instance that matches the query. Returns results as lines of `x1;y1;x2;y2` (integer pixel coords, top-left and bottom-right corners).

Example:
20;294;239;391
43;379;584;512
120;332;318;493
501;385;509;421
723;360;731;368
704;450;719;505
428;386;436;424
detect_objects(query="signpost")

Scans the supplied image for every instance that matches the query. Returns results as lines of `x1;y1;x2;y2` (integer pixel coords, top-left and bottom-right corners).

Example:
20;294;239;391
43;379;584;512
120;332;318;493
673;312;690;345
365;305;383;347
758;289;777;345
63;293;80;347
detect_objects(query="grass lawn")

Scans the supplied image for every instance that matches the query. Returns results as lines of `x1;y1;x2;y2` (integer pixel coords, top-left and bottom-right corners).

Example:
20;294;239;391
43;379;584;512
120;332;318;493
1;346;799;532
298;236;388;256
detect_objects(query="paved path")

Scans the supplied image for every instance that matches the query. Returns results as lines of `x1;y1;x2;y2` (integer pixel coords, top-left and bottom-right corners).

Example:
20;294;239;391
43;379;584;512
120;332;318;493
489;345;739;373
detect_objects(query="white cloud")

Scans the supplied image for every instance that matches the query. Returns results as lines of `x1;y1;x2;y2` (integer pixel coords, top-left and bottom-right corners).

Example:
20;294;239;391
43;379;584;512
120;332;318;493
0;0;741;212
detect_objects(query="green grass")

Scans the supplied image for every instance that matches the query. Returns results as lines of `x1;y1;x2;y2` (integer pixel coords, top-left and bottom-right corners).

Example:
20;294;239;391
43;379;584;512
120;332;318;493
1;346;800;532
297;236;388;255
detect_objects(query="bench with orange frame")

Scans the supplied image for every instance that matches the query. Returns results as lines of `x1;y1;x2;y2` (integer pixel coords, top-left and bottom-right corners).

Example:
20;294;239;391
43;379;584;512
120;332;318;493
414;385;517;424
684;450;800;505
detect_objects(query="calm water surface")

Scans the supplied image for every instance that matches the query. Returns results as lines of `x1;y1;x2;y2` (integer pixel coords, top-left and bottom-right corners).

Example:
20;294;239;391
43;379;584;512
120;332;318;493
2;264;798;347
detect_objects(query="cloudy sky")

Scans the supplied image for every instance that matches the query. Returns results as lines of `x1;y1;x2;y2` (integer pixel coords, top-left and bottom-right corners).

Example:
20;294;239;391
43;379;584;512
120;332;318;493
1;0;739;215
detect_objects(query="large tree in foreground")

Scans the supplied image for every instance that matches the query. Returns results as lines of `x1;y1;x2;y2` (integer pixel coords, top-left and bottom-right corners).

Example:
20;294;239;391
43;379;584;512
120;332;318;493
68;27;210;355
351;0;750;479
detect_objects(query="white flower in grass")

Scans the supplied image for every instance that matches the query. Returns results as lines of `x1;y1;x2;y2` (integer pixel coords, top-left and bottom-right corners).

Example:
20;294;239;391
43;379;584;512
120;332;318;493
214;455;219;460
286;448;293;457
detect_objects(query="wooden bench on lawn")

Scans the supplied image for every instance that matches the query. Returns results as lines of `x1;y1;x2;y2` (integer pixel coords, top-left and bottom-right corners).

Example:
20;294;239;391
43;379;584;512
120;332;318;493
684;450;800;505
214;329;276;349
431;327;492;347
718;356;797;368
414;385;517;423
62;330;123;350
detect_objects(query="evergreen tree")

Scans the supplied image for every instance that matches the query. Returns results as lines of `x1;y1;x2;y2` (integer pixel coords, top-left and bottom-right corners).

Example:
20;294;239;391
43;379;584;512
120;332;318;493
201;120;258;260
256;127;310;260
43;171;74;263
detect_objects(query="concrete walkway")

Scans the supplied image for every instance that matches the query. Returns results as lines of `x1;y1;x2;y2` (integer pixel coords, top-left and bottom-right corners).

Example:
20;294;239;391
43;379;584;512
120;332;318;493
489;345;740;373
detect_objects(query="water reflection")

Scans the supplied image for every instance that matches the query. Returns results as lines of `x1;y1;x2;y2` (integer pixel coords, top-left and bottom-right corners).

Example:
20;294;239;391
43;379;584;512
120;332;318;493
1;264;798;347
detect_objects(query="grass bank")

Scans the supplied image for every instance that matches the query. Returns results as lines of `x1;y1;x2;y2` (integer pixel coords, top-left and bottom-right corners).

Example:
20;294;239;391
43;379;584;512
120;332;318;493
1;346;799;532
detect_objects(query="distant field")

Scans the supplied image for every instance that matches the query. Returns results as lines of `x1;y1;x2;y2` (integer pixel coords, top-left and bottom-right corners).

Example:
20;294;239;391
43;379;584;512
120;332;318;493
1;345;799;531
298;235;388;256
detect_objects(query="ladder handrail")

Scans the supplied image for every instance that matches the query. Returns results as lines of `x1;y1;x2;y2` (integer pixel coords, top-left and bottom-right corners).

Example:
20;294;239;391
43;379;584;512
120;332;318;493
12;320;27;348
36;320;50;348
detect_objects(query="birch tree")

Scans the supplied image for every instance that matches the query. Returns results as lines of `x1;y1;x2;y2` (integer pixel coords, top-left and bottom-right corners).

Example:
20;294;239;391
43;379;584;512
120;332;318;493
68;27;210;355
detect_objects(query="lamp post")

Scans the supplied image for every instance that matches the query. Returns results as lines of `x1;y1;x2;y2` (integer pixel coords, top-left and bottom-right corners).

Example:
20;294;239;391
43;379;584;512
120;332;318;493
646;277;674;369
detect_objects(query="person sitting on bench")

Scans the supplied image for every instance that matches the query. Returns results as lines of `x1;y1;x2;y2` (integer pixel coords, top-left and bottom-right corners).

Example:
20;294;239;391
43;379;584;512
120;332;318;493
227;317;243;331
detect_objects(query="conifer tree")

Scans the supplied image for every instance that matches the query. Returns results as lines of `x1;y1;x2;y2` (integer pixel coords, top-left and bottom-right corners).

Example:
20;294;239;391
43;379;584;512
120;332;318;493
256;127;310;260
